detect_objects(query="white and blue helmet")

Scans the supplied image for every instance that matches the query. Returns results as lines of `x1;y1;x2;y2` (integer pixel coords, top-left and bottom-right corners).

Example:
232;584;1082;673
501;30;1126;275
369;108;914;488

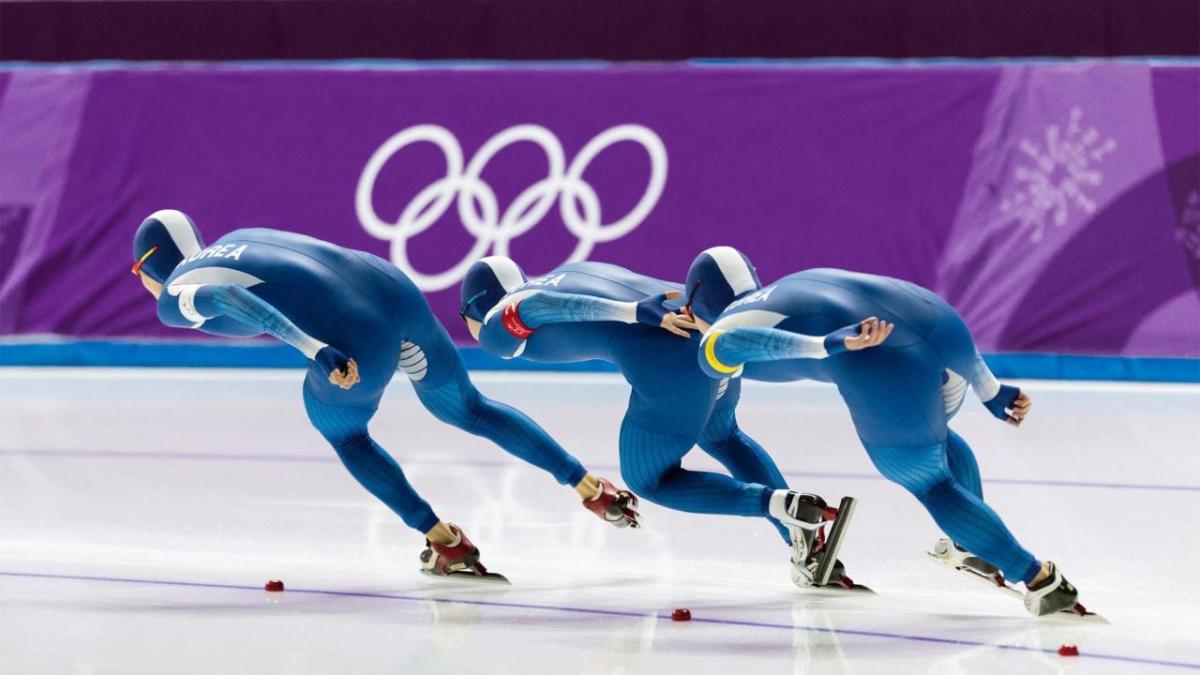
131;209;204;282
459;256;527;323
679;246;762;323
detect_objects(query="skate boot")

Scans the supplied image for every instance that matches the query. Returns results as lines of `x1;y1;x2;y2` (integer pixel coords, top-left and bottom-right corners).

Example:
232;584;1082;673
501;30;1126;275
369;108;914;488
803;549;857;589
788;525;848;587
932;538;1001;578
1024;562;1078;617
770;492;831;569
582;477;641;528
771;492;862;589
419;524;508;582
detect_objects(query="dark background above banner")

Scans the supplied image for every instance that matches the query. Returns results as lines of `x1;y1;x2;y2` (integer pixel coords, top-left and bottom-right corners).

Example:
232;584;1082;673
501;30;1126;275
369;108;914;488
2;0;1198;62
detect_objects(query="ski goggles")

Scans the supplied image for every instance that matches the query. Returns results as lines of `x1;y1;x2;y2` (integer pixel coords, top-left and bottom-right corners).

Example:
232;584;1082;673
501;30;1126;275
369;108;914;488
131;246;158;277
682;278;702;319
458;289;489;323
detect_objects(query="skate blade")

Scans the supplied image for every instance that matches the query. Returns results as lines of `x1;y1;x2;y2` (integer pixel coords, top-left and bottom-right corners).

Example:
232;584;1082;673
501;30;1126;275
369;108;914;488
1041;603;1107;623
421;568;511;585
820;582;875;594
799;577;875;594
927;550;1010;590
813;496;857;587
800;583;876;595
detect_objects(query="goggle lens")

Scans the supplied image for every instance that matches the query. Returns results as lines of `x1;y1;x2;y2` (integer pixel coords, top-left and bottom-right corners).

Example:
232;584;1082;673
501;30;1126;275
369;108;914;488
131;246;158;276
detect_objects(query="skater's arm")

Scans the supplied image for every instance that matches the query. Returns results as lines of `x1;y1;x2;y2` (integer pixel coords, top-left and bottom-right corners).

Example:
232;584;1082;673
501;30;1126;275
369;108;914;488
167;284;357;386
697;318;892;378
182;284;324;356
959;357;1033;427
156;291;261;336
477;290;538;359
478;289;690;358
510;290;684;332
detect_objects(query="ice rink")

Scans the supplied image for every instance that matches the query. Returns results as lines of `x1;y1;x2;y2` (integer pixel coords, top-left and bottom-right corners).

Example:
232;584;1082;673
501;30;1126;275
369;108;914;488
2;367;1198;674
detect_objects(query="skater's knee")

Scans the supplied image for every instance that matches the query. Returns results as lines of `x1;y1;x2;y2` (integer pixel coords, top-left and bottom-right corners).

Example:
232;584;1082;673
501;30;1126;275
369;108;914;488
333;431;374;456
867;444;954;497
619;465;649;494
921;475;960;503
699;415;738;450
421;383;486;430
878;462;952;499
894;474;956;503
699;425;740;457
619;464;663;499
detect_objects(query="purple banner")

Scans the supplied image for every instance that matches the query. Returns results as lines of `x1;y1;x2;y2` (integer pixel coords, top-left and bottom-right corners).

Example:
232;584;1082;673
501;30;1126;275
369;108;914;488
1;63;1197;357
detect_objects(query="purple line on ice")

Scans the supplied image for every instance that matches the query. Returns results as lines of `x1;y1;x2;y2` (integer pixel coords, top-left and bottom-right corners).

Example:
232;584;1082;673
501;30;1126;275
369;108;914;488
1;570;1198;671
3;448;1200;493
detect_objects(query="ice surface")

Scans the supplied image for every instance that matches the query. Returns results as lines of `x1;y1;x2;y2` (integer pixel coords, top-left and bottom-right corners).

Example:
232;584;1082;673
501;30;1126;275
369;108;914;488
1;368;1198;674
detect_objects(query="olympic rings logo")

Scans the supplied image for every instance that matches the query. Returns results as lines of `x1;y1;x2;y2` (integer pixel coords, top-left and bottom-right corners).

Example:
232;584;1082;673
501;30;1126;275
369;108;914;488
355;124;667;291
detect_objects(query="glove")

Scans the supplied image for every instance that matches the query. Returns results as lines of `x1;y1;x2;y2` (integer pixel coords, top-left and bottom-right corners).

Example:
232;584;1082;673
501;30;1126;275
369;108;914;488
313;344;351;380
635;292;676;326
822;323;862;356
983;384;1022;422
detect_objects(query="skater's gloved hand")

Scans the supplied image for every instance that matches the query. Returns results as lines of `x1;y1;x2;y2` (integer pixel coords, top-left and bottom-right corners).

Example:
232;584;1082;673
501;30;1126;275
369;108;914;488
314;345;359;390
826;317;893;354
983;385;1032;427
638;291;695;338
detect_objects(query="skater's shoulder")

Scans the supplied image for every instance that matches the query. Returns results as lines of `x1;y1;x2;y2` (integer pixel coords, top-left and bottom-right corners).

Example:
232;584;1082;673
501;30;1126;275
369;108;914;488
528;262;680;301
716;283;790;321
777;268;864;285
212;229;338;253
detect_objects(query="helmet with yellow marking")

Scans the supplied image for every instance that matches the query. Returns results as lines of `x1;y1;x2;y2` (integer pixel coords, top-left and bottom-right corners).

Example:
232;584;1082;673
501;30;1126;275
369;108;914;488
679;246;762;324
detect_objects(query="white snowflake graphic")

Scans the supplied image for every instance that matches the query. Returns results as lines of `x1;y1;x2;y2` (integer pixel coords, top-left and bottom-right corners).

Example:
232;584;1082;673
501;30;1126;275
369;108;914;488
1000;107;1117;242
1178;189;1200;264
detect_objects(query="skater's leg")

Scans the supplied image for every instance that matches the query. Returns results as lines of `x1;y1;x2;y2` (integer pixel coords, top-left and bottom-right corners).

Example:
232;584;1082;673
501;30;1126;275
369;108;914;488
945;429;983;499
699;381;788;489
619;406;771;519
416;366;588;486
698;380;790;542
404;319;587;487
866;440;1039;583
303;383;439;533
835;344;1039;583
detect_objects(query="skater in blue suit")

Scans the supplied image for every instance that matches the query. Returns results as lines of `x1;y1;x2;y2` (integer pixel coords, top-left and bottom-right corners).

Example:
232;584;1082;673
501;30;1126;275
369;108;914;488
130;210;639;579
459;256;858;587
680;246;1085;616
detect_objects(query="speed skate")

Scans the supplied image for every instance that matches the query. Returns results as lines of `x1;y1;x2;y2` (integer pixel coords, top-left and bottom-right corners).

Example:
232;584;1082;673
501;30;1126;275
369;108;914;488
419;564;511;585
419;526;511;584
927;545;1104;621
795;496;874;594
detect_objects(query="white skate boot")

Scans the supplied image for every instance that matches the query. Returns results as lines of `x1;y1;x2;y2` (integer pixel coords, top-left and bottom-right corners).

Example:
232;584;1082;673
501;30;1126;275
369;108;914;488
1024;562;1082;617
770;491;867;591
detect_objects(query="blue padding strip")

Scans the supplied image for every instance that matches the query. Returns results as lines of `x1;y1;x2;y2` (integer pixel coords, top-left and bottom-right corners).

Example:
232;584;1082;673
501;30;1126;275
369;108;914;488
0;340;1196;382
0;340;617;373
981;353;1199;383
